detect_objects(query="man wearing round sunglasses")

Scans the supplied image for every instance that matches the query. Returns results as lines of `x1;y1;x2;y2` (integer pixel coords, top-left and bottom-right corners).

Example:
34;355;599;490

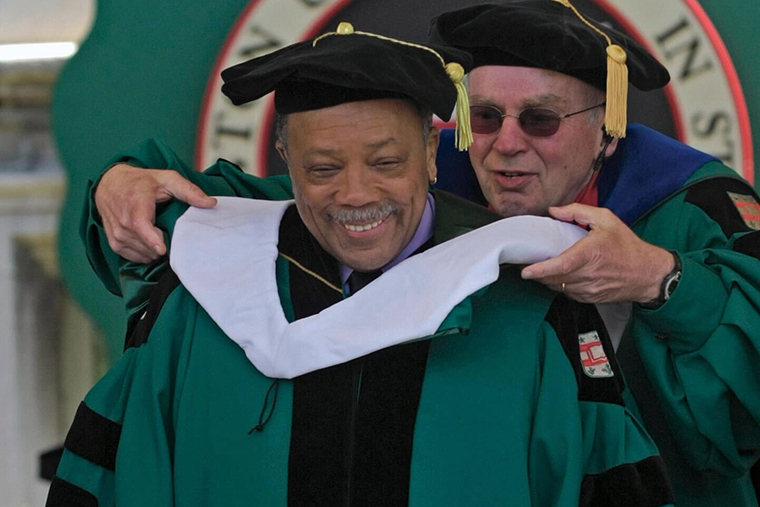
471;101;606;137
466;95;612;218
430;2;760;507
83;1;759;506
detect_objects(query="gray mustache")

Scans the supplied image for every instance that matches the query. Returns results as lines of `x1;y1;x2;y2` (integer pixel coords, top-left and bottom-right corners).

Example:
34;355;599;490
330;203;398;224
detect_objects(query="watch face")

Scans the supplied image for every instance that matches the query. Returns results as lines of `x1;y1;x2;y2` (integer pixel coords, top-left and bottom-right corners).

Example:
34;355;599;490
196;0;753;182
664;271;682;300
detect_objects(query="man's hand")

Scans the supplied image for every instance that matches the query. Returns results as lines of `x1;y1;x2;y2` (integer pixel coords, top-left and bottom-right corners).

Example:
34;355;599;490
94;164;217;263
521;204;675;304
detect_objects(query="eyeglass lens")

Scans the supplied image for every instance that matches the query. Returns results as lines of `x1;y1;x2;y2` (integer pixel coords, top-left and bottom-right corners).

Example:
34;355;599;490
469;106;562;137
469;103;604;137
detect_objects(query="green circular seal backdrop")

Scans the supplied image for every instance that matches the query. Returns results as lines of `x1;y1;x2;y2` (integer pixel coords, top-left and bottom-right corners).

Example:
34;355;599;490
53;0;760;358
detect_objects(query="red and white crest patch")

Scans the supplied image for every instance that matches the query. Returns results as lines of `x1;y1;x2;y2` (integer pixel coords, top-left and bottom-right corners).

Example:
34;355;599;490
579;331;614;378
728;192;760;231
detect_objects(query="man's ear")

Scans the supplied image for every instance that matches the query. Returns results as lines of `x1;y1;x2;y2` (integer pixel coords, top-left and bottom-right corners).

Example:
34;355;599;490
603;133;620;158
275;141;289;165
426;126;440;183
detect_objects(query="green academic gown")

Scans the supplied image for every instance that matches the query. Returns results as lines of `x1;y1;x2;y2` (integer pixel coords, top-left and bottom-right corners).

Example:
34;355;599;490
82;137;760;506
436;123;760;506
50;149;674;506
617;161;760;507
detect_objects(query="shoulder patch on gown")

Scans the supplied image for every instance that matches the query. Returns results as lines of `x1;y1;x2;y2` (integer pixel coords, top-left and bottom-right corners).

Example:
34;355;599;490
124;269;181;351
727;192;760;231
684;177;760;238
578;330;614;378
545;295;625;406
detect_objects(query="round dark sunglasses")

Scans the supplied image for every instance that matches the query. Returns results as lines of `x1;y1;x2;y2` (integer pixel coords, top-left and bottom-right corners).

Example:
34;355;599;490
469;102;606;137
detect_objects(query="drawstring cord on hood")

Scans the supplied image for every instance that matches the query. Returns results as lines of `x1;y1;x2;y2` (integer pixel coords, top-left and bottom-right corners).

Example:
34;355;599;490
249;379;280;434
574;131;614;207
593;133;615;173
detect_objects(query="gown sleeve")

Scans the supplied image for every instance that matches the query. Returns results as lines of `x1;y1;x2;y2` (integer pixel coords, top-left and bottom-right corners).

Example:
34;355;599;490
529;297;675;507
46;277;194;506
632;174;760;476
79;138;294;337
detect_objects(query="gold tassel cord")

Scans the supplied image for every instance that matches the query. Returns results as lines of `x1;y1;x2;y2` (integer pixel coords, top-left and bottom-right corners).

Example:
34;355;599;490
455;81;474;151
314;22;473;150
313;22;447;67
446;63;473;151
604;45;628;138
551;0;628;137
278;253;343;294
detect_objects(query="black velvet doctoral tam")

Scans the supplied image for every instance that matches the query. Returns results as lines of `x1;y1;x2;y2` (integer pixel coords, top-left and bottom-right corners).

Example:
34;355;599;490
221;25;473;120
429;0;670;91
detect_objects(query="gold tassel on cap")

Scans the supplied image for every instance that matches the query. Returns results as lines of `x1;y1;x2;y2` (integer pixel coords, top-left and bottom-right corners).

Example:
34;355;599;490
445;62;473;151
604;45;628;138
551;0;628;138
313;22;473;150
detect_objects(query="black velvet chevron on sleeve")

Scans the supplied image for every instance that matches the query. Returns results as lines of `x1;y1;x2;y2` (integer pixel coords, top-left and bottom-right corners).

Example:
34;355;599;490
124;269;181;351
545;295;625;406
63;402;122;471
39;445;64;481
45;476;99;507
580;456;674;507
733;231;760;260
684;177;760;238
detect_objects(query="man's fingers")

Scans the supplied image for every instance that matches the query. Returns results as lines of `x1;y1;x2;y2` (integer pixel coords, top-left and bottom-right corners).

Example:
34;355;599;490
546;204;581;223
109;224;162;260
159;173;216;208
132;220;167;256
548;203;616;229
118;245;160;264
521;256;568;280
107;194;164;259
521;242;588;280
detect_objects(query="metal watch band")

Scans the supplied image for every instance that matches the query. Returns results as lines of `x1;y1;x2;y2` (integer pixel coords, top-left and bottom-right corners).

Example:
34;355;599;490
639;250;682;310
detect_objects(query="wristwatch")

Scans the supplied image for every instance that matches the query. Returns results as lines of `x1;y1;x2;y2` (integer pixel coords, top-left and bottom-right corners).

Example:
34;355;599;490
639;251;682;310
